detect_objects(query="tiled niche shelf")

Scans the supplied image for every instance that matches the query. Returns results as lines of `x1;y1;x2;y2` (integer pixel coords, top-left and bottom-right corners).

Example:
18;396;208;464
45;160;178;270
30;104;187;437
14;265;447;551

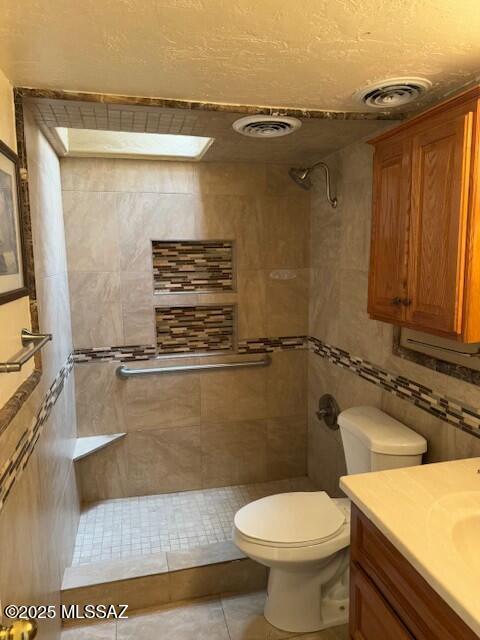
152;240;234;294
156;305;235;354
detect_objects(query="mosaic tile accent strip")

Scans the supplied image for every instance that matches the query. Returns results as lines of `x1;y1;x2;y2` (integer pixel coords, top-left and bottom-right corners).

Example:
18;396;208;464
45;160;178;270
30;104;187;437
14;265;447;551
0;354;74;513
73;336;307;363
152;240;234;293
309;337;480;439
238;336;307;354
73;345;157;363
156;305;235;354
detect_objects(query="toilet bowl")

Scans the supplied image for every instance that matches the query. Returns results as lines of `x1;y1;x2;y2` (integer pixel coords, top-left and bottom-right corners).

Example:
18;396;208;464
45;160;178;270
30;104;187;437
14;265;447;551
233;406;428;633
233;492;351;633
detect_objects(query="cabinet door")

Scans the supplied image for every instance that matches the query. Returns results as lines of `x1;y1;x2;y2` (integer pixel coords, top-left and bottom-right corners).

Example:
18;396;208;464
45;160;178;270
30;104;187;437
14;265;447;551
351;504;479;640
406;110;473;335
368;138;411;322
350;563;414;640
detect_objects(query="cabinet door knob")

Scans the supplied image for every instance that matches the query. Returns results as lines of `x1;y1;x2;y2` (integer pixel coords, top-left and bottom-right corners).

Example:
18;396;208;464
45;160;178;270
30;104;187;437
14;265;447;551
402;298;412;306
392;297;402;306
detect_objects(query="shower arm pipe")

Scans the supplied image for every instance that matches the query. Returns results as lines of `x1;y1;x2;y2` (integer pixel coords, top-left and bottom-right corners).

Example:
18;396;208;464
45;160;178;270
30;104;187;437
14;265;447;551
116;354;271;378
310;161;338;208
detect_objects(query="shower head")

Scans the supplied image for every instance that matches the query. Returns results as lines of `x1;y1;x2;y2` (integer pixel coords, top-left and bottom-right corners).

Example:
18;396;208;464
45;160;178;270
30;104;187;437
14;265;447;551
288;167;312;191
288;161;337;208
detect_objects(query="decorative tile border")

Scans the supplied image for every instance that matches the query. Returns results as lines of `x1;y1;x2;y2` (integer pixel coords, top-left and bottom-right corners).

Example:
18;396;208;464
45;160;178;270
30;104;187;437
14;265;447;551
17;87;403;122
73;336;308;362
15;96;37;300
152;240;234;293
238;336;307;354
0;354;74;512
73;345;157;363
156;305;235;354
308;337;480;439
0;369;42;438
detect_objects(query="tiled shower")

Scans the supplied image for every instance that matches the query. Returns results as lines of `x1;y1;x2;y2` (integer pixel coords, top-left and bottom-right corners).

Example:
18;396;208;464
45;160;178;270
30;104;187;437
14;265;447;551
61;156;311;564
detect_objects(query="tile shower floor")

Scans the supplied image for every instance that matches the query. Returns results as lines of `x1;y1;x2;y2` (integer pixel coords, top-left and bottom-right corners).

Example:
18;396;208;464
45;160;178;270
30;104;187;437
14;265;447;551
72;477;314;566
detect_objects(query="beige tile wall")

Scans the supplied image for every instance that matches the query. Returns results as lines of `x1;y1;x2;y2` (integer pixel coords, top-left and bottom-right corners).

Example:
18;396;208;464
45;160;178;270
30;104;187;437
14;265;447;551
61;158;310;500
61;159;310;349
75;349;307;501
308;139;480;494
0;110;80;640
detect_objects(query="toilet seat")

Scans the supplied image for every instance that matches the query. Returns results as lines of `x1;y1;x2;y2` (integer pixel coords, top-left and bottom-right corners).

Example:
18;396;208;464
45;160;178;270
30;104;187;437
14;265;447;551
234;492;346;548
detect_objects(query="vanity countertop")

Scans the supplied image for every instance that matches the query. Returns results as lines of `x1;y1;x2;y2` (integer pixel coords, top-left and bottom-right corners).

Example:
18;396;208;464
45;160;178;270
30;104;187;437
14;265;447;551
340;457;480;636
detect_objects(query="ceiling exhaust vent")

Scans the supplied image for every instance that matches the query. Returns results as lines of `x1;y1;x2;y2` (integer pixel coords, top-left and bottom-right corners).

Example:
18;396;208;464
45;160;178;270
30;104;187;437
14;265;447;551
354;77;432;109
232;115;302;138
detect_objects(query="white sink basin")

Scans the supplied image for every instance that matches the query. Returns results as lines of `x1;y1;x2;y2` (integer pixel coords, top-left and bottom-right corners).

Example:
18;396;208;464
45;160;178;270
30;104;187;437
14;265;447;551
452;514;480;574
427;490;480;576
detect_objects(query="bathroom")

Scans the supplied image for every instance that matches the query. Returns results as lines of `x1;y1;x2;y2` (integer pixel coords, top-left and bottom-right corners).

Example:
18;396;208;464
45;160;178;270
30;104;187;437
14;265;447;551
1;3;480;639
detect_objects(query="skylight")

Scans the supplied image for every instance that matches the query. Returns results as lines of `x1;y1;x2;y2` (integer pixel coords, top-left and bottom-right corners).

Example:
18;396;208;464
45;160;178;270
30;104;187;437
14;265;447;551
55;128;214;161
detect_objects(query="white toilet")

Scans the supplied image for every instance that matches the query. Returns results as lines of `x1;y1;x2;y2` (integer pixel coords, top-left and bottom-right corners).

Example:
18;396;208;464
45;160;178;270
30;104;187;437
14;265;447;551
233;406;427;633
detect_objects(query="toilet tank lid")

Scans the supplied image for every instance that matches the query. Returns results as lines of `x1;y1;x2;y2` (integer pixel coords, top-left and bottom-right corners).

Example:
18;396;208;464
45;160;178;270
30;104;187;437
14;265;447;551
338;406;427;455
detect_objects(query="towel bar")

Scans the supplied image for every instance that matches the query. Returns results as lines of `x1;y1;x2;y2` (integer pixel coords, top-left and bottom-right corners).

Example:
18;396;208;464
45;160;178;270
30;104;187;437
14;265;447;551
0;329;52;373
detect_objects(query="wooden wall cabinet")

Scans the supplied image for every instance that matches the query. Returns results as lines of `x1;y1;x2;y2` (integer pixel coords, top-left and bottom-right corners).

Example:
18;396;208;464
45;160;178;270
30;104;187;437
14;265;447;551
368;87;480;342
349;505;477;640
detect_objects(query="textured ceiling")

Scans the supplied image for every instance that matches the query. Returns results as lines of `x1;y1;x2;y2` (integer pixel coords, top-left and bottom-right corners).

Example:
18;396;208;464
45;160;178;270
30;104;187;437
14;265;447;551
2;0;480;111
25;97;394;163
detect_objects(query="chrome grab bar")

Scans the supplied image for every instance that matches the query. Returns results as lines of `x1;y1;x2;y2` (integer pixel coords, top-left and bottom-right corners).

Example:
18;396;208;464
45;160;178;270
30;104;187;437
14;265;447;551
116;354;271;378
0;329;53;373
406;338;480;358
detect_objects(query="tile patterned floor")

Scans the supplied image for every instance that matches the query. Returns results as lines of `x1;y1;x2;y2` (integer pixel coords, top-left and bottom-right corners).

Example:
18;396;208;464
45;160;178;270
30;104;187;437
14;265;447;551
72;477;314;566
61;592;349;640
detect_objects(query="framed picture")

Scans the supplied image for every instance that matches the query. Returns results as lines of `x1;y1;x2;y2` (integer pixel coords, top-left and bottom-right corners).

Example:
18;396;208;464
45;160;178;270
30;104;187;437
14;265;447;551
0;139;27;304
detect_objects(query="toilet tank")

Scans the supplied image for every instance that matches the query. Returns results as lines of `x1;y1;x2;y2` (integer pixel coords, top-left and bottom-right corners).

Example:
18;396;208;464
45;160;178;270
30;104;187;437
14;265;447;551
338;406;427;475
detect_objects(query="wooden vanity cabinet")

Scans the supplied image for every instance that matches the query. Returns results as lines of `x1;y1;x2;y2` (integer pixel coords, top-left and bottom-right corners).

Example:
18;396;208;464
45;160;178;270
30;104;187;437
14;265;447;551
368;86;480;342
349;504;478;640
